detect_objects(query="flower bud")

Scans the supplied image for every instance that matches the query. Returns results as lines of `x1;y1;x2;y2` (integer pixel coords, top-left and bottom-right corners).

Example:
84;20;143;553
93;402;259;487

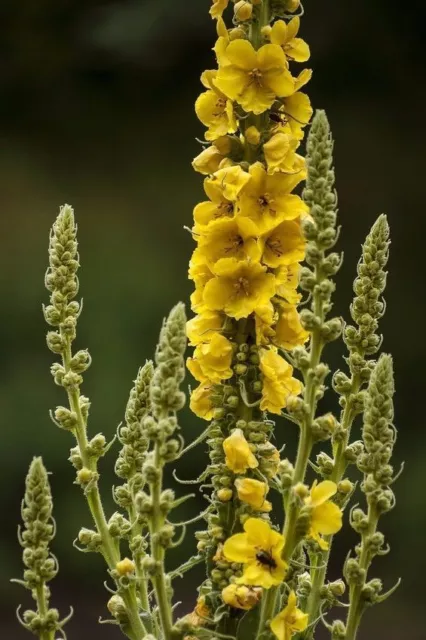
217;488;233;502
245;126;261;145
234;1;253;21
116;557;135;576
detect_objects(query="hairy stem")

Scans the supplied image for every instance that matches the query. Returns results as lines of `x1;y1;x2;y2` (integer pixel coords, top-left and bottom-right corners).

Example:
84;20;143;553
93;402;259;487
148;440;173;640
301;374;361;638
344;505;379;640
35;585;54;640
61;331;146;640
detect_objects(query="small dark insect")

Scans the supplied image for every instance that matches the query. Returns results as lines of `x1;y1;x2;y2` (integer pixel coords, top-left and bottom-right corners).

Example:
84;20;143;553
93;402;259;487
269;112;283;124
256;550;277;569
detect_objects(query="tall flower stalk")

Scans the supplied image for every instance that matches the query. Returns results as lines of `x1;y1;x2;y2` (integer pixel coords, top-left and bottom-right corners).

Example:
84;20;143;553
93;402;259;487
13;3;401;640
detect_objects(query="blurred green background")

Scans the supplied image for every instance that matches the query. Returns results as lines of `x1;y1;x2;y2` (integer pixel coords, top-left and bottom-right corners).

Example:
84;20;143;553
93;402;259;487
1;0;424;637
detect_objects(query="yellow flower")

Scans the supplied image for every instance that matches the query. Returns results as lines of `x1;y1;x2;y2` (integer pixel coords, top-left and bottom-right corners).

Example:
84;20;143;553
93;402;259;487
222;583;263;610
260;348;302;415
235;477;272;512
187;332;234;383
223;518;287;588
214;17;230;65
203;258;276;320
269;18;310;63
260;219;305;268
196;70;238;141
209;0;229;19
263;133;302;174
188;259;214;313
186;311;223;346
215;40;294;115
190;382;215;420
196;217;261;266
223;428;258;473
237;162;307;234
275;263;301;304
274;302;309;350
270;590;308;640
192;144;225;175
193;165;250;229
255;302;276;346
271;92;312;141
304;481;343;550
209;165;252;201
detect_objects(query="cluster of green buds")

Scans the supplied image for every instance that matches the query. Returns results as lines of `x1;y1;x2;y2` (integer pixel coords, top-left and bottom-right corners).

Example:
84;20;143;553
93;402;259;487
342;354;400;639
280;111;343;557
14;458;72;639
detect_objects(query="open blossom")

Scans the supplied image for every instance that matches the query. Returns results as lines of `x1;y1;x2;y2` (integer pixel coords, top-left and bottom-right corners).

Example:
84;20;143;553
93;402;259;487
304;481;343;550
270;590;309;640
223;518;287;588
223;429;258;473
194;216;261;266
275;302;309;350
190;382;215;420
237;162;307;233
269;18;310;63
186;311;223;346
260;219;306;268
203;258;276;320
263;133;302;174
187;332;233;384
260;348;302;414
215;40;295;114
235;477;272;512
196;70;237;141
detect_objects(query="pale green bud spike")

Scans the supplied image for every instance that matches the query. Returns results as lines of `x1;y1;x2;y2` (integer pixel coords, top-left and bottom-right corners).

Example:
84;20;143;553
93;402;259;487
358;354;396;502
303;109;338;235
362;353;394;451
345;214;390;357
45;205;79;303
151;303;187;419
20;457;56;586
15;458;72;638
300;109;341;322
115;360;154;481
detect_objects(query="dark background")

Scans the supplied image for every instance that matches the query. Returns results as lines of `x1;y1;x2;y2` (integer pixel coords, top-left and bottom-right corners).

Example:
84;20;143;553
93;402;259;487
1;0;424;638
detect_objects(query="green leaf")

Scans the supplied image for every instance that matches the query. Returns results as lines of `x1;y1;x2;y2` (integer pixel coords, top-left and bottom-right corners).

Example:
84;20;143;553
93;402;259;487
236;605;261;640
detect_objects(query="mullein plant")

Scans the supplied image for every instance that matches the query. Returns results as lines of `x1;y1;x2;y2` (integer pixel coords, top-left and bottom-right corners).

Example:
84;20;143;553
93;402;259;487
12;2;400;640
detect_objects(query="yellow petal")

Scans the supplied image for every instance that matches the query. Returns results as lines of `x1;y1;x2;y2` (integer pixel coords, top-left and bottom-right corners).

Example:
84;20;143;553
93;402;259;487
269;20;287;47
310;480;337;506
294;68;312;91
223;533;256;563
311;501;342;535
286;17;300;40
257;43;287;71
243;517;272;548
225;38;257;70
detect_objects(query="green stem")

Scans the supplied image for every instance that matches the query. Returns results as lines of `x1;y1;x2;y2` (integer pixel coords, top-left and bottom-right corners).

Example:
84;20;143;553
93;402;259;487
300;374;361;639
128;502;152;631
61;333;147;640
344;505;378;640
148;441;173;640
35;584;54;640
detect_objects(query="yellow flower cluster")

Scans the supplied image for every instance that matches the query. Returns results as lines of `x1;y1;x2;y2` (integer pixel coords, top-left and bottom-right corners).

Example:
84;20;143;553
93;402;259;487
188;3;312;421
